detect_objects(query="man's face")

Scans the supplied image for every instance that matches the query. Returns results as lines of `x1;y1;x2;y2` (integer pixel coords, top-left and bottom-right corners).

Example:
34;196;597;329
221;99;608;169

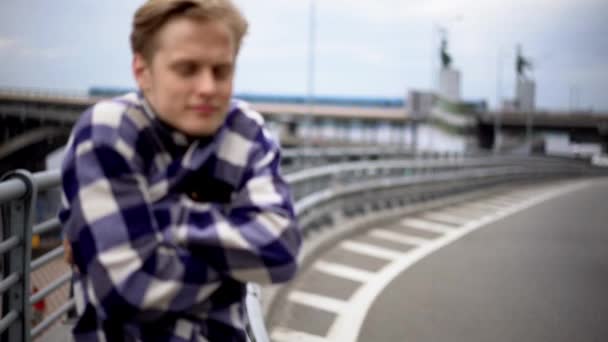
133;17;236;137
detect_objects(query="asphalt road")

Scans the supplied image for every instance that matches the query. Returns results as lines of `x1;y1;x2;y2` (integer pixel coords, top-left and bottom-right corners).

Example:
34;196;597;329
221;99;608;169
358;178;608;342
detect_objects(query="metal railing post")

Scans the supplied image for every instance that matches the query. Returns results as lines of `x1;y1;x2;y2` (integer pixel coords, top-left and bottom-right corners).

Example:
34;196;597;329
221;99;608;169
1;170;36;342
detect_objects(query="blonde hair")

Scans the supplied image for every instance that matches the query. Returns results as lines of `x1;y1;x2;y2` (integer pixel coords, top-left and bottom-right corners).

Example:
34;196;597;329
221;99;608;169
130;0;248;60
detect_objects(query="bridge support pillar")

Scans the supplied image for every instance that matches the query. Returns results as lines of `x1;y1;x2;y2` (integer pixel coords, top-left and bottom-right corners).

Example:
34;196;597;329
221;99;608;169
477;123;495;150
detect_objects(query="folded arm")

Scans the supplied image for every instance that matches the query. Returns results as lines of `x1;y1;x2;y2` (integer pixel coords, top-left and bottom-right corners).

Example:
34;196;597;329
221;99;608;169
172;129;301;284
60;131;220;322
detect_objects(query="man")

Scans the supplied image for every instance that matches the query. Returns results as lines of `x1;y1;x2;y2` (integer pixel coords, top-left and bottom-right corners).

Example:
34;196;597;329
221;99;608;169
59;0;301;340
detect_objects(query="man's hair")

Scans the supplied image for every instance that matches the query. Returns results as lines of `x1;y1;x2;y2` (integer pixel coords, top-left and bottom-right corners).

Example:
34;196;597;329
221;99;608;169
130;0;248;61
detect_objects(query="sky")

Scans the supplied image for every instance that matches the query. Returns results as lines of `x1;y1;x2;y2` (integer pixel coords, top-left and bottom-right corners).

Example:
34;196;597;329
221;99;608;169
1;0;607;111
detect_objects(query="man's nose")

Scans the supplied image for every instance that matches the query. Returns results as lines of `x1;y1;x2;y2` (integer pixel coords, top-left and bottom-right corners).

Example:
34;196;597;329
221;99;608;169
196;69;216;95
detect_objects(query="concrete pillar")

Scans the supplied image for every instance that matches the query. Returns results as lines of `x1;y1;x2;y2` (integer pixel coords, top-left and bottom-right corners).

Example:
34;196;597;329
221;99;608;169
516;78;536;111
477;123;495;150
439;68;461;102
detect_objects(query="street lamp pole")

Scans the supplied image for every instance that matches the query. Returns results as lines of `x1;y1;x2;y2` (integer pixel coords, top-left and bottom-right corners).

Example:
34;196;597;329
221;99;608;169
307;0;316;119
301;0;317;146
494;46;504;154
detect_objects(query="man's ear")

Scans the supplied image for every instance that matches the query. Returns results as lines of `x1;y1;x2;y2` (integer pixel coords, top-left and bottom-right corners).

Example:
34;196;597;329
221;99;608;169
133;53;151;90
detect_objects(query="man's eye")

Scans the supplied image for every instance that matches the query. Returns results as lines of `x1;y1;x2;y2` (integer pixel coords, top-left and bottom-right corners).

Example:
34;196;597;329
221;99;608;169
214;66;233;80
174;64;197;76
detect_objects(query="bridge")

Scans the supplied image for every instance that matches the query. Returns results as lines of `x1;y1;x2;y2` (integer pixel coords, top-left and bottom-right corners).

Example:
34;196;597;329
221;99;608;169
428;100;608;153
477;110;608;152
0;90;413;174
1;145;607;341
2;89;608;174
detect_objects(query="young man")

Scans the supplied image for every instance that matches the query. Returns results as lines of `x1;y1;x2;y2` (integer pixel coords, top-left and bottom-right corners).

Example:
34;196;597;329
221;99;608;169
59;0;301;340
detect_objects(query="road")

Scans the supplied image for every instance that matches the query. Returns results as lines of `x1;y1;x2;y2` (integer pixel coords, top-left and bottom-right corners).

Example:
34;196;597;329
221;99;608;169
359;177;608;342
269;178;608;342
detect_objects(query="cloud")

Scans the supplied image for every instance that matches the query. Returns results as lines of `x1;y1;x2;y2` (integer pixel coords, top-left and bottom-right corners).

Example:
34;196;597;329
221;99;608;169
0;36;73;60
0;37;16;51
18;46;74;60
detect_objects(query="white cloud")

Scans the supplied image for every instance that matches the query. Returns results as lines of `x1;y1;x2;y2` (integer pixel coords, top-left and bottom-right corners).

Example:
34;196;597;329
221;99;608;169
0;37;16;51
20;46;72;59
0;37;72;60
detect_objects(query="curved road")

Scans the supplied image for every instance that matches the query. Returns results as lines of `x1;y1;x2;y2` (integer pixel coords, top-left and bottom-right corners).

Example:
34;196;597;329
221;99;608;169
359;178;608;341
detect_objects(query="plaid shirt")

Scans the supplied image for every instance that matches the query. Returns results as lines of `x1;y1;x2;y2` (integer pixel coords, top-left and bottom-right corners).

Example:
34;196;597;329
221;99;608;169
59;92;301;341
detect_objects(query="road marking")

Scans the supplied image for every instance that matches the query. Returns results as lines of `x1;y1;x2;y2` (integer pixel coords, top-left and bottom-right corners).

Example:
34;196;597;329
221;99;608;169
288;291;347;314
421;211;470;225
271;327;328;342
369;229;430;246
442;206;494;218
487;198;520;206
325;181;590;342
462;202;504;211
400;218;454;234
498;193;531;202
340;241;406;260
314;261;375;283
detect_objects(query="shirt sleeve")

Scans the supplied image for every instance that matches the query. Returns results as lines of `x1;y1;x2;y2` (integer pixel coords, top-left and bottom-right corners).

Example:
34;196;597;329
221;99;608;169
60;122;221;323
172;128;302;284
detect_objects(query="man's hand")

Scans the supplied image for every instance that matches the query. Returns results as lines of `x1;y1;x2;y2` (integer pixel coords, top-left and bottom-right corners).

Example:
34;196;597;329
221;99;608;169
63;239;74;265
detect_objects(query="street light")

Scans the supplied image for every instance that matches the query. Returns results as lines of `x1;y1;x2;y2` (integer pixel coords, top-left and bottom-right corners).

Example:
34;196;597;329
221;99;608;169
304;0;316;145
494;45;509;153
307;1;316;116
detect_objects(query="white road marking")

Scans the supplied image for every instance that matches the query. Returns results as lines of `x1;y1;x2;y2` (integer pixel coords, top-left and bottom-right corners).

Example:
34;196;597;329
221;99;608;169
442;206;495;219
400;218;454;234
314;261;375;283
271;327;329;342
340;241;406;260
487;198;521;206
324;181;590;342
462;202;505;211
498;193;532;202
288;291;348;314
369;229;430;246
421;211;470;225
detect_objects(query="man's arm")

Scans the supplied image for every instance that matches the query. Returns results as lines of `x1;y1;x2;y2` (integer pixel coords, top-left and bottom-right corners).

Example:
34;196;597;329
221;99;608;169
172;127;301;284
60;118;221;323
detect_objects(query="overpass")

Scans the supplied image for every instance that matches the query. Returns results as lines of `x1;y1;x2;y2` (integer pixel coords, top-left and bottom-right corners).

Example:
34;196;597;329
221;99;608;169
477;110;608;151
0;90;412;123
3;89;608;174
429;100;608;153
0;90;414;172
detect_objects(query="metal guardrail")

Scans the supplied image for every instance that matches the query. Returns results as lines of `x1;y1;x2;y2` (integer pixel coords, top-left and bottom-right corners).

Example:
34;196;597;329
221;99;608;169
0;150;605;341
280;146;466;174
289;156;600;232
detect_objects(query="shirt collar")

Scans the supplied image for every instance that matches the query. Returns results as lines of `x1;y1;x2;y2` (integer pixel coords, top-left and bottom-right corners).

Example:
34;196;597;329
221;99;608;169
137;91;191;147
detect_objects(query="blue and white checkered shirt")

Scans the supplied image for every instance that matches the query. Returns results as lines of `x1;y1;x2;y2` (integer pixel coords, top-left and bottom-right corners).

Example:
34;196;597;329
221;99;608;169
59;92;301;341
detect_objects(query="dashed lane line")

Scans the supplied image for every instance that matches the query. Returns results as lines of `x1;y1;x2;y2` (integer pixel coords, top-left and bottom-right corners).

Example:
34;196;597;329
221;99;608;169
339;240;406;261
369;229;431;247
461;202;508;211
440;206;496;219
288;291;348;314
400;218;454;234
420;211;470;225
486;198;524;206
314;261;375;283
271;327;328;342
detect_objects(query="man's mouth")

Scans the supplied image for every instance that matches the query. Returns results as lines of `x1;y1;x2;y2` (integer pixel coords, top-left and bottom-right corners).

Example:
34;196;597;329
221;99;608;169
191;104;216;115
